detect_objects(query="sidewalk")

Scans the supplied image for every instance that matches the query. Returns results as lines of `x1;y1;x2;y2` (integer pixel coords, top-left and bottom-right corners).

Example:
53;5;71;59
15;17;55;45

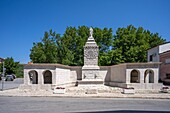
1;88;170;99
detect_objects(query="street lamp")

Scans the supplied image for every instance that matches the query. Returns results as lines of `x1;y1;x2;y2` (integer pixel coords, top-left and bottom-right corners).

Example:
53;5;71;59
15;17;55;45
1;60;6;91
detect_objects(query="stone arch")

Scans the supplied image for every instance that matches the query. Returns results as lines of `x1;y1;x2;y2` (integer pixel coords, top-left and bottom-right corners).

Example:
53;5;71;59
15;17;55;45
43;70;52;84
144;69;154;83
28;70;38;84
130;69;140;83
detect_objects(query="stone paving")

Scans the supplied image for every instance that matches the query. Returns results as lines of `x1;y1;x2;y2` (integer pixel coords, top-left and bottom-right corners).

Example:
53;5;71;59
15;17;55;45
0;85;170;99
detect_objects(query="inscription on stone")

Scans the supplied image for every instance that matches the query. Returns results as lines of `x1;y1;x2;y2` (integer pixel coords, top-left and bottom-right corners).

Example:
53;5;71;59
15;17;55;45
84;73;95;79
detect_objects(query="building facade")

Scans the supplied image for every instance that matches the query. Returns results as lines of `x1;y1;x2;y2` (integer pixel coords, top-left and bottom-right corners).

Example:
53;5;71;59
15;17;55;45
160;50;170;83
147;42;170;83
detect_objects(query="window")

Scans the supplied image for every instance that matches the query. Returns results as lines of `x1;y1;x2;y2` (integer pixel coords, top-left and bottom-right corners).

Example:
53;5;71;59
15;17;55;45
165;58;170;64
43;70;52;84
130;70;140;83
166;74;170;79
149;55;153;61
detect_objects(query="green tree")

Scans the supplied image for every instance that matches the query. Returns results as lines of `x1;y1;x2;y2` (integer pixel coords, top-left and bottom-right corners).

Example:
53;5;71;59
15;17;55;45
111;25;166;64
30;25;166;66
30;26;113;65
60;27;78;65
15;64;23;78
0;57;20;76
30;42;46;63
93;27;113;65
60;26;113;66
149;32;166;48
30;30;59;63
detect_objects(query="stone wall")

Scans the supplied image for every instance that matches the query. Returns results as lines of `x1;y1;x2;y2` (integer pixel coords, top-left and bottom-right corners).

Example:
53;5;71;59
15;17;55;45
99;66;109;81
70;66;82;80
55;68;71;86
22;62;162;90
110;64;126;83
23;64;110;89
108;63;161;89
22;64;74;90
24;69;56;85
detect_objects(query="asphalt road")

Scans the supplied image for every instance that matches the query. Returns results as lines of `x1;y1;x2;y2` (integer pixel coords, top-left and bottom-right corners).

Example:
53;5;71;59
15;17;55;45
0;97;170;113
0;78;23;90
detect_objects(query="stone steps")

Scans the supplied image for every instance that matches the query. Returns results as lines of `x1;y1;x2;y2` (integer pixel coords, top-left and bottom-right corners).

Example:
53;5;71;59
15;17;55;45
65;85;121;94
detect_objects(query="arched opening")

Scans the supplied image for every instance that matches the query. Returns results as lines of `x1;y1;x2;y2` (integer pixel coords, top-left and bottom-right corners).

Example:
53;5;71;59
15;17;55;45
28;70;38;84
43;70;52;84
130;70;140;83
144;70;154;83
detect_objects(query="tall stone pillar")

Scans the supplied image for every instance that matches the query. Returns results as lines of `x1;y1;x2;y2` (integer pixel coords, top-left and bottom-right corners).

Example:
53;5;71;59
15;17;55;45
154;69;159;83
24;69;29;85
126;70;130;84
82;27;101;82
140;70;145;83
52;70;57;85
38;70;43;84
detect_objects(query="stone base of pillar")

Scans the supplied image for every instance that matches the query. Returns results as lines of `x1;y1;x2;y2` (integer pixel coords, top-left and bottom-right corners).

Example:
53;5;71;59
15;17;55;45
77;80;103;86
82;66;101;80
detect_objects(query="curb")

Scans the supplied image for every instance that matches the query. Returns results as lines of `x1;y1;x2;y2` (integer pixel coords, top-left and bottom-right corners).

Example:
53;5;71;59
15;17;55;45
1;94;170;99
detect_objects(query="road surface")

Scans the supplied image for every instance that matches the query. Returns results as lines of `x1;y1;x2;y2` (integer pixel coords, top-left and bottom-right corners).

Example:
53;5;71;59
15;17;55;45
0;97;170;113
0;78;23;90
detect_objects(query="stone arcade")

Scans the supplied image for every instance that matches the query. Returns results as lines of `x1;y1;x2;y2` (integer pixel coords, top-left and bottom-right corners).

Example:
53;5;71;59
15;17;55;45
21;28;161;91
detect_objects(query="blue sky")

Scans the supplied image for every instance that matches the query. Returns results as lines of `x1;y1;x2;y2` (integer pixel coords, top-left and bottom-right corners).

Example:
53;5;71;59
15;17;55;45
0;0;170;63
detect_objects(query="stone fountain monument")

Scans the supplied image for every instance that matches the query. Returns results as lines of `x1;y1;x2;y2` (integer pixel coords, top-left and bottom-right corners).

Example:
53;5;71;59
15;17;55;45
81;27;103;84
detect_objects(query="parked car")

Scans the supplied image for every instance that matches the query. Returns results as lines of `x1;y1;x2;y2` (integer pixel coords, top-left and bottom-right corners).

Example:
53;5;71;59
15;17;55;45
11;74;16;79
160;86;169;93
5;75;14;81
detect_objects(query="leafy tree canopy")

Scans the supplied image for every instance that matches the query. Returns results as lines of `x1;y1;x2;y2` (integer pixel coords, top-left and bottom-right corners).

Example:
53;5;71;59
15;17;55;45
111;25;165;64
30;30;59;63
30;25;166;66
30;26;113;66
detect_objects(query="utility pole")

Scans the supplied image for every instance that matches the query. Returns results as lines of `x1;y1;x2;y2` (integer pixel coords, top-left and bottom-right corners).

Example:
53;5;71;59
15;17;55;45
1;60;5;91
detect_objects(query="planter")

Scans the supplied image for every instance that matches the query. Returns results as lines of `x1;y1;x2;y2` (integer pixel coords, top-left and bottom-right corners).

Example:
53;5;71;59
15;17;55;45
123;87;135;94
53;87;65;94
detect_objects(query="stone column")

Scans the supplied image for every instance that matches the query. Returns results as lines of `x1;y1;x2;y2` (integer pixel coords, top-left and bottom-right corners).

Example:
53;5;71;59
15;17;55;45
24;69;29;85
38;70;44;84
154;69;159;83
145;73;149;83
126;69;131;84
55;69;61;86
140;69;145;83
52;70;57;85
